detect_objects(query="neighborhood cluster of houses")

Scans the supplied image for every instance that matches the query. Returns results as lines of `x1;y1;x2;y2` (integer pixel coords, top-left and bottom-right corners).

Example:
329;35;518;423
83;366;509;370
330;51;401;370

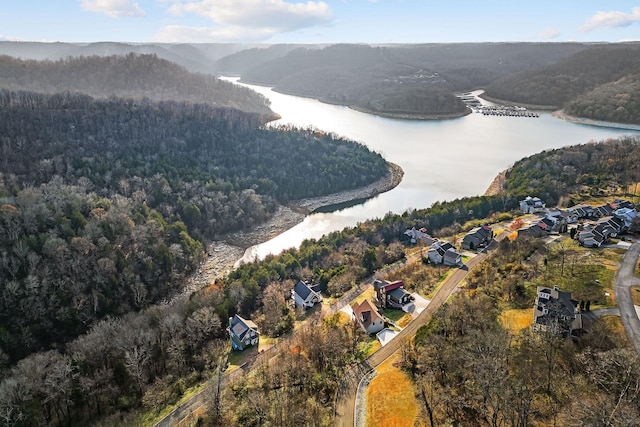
226;197;636;350
404;224;494;268
227;277;422;351
517;196;637;247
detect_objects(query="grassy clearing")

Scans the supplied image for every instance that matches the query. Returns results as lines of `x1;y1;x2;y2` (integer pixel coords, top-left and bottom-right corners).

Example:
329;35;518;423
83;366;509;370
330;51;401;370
500;308;534;335
600;315;630;347
366;354;418;427
360;336;381;357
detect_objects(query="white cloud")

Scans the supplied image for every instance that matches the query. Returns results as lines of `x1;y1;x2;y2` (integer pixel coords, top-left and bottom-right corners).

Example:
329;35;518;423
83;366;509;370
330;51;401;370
165;0;333;32
580;7;640;32
537;28;560;40
81;0;146;18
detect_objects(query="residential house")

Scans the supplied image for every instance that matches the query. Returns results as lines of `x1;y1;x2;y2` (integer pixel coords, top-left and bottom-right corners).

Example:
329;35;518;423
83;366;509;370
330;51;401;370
227;314;260;351
569;204;595;220
373;279;413;309
615;207;637;228
532;286;582;337
291;280;323;309
351;299;385;334
403;227;435;246
594;203;615;218
427;241;463;267
577;223;607;248
517;223;547;240
519;196;546;214
462;225;493;250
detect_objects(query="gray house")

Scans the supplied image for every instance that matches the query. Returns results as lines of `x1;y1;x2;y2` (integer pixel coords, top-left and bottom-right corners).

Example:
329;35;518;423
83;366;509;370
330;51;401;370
533;286;582;337
462;225;492;250
427;241;463;267
227;314;260;351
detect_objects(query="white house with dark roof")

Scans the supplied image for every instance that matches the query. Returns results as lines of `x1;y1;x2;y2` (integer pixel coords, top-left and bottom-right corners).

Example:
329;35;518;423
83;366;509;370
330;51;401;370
533;286;582;337
291;280;323;309
519;196;546;214
227;314;260;351
427;241;463;267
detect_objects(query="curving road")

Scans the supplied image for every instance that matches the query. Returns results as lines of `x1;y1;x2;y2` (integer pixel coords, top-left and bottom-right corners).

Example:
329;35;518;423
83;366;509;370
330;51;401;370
614;240;640;355
334;241;499;427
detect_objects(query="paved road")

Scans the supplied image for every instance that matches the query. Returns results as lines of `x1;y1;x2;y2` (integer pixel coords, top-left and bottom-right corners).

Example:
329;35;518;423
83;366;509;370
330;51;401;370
154;251;423;426
334;241;499;427
614;241;640;355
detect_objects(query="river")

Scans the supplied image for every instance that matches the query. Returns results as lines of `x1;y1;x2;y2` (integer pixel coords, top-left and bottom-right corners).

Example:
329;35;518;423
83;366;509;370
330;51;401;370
224;78;640;262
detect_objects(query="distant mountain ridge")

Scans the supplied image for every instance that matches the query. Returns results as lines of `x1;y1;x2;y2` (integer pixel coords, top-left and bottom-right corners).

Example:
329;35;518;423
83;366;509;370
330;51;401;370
0;53;275;116
483;44;640;124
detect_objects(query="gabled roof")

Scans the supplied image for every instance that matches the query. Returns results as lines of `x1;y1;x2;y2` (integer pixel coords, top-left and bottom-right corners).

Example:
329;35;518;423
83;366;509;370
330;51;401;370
352;300;383;329
388;287;411;301
293;280;312;300
229;314;259;340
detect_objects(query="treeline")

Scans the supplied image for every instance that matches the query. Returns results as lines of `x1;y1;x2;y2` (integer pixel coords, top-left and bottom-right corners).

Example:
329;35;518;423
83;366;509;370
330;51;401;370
0;53;274;116
0;91;387;362
403;238;640;426
564;73;640;124
484;45;640;117
235;43;588;118
502;135;640;205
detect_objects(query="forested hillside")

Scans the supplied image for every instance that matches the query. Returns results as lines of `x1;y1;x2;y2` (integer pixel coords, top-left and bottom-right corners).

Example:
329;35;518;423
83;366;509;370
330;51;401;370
484;45;640;112
0;90;386;364
564;73;640;124
230;43;588;118
502;135;640;204
0;54;274;116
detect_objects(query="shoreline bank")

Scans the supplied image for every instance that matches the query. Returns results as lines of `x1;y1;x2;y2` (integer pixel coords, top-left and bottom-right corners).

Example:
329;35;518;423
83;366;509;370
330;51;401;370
180;162;404;295
552;110;640;131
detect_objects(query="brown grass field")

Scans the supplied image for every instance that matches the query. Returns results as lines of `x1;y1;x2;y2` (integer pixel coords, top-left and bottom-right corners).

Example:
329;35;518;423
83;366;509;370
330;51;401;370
366;354;419;427
500;308;534;335
632;286;640;306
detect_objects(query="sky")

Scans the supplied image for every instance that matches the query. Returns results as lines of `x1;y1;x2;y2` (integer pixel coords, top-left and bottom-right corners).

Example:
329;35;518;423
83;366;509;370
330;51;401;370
1;1;640;44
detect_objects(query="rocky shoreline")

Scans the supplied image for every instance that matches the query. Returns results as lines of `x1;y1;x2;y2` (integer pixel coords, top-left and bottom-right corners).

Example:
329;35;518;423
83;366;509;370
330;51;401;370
552;110;640;131
179;162;404;296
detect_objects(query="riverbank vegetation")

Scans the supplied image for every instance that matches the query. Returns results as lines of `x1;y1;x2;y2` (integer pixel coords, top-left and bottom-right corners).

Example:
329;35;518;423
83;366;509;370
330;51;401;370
0;89;388;365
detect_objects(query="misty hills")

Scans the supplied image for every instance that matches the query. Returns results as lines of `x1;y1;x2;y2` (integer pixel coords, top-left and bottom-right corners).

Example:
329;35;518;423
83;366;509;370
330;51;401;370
0;53;274;116
230;43;592;119
484;45;640;110
2;40;639;123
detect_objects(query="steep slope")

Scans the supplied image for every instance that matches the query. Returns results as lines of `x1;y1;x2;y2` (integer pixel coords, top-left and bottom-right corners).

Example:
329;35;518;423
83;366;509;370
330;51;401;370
484;44;640;107
563;72;640;125
0;53;275;116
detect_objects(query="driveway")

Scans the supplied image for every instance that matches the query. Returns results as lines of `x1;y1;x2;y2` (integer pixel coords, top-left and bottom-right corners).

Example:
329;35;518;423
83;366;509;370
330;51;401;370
614;241;640;355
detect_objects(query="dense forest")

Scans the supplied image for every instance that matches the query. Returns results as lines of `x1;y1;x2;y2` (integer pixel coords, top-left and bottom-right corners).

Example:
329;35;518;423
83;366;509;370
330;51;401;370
484;45;640;124
564;73;640;125
502;135;640;206
2;132;639;425
0;54;274;116
0;90;387;364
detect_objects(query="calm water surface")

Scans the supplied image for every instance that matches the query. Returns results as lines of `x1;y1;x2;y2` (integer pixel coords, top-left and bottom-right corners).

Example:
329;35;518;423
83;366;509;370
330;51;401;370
224;78;640;262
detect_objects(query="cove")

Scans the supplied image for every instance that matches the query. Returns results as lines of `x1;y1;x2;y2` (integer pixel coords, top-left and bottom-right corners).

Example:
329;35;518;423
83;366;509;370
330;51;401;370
223;78;640;263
